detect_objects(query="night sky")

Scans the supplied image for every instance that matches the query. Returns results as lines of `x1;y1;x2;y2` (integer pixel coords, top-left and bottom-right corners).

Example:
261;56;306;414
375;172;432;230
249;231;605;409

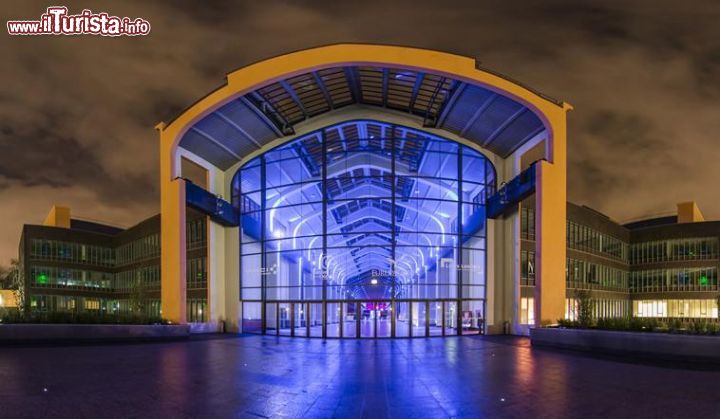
1;0;719;263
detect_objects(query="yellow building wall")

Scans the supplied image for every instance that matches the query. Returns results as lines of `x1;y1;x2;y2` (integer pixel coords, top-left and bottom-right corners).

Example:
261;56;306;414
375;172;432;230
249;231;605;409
43;206;71;229
677;201;705;224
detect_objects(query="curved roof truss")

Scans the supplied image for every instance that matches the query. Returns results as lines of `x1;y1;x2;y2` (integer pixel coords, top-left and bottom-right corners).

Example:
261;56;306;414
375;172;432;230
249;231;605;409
178;56;553;170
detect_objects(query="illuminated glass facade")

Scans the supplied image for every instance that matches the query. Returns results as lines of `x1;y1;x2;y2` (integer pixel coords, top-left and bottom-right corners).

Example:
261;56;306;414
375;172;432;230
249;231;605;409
234;120;494;337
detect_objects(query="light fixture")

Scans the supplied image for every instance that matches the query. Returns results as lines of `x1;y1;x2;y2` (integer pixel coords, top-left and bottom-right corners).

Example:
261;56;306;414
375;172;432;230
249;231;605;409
273;229;285;239
371;278;378;285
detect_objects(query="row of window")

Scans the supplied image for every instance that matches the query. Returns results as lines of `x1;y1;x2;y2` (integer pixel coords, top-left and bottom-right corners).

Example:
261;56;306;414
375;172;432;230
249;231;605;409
521;209;629;262
28;257;206;292
566;258;628;291
115;266;161;292
30;218;207;268
520;253;629;291
29;295;208;322
565;298;630;321
634;299;718;319
630;267;718;292
522;260;718;292
187;257;207;289
521;296;720;323
187;218;207;250
188;298;207;322
566;221;628;261
29;240;114;267
29;266;113;290
116;234;160;266
520;297;630;324
630;238;719;265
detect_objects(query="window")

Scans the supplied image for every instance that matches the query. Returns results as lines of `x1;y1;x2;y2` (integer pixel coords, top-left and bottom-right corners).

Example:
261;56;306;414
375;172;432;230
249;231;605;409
520;297;534;324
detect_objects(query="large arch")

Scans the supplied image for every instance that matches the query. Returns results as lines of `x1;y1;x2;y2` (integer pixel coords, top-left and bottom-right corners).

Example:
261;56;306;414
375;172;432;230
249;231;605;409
157;44;571;333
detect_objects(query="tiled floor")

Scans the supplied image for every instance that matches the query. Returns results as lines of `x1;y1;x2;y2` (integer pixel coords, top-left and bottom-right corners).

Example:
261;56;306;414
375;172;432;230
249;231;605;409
0;334;718;418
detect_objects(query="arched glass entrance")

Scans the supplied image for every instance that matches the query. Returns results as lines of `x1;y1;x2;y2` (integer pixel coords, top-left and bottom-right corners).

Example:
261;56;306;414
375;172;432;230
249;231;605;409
233;119;494;337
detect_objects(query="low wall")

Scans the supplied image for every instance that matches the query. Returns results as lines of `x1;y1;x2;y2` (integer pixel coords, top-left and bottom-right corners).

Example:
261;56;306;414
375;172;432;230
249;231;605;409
0;324;190;344
531;327;720;362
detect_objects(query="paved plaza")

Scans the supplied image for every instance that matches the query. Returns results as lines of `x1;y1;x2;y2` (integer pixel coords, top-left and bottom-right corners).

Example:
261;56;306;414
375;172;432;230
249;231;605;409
0;334;718;418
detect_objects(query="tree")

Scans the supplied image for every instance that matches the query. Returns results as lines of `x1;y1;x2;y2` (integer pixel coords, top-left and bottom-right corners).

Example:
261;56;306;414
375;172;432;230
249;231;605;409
0;265;9;289
576;289;595;328
1;259;26;316
129;275;148;317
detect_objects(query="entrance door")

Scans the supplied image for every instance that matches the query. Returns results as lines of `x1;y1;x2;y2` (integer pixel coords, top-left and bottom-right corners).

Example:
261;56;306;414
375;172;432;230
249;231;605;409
360;301;375;338
376;301;391;338
359;301;392;338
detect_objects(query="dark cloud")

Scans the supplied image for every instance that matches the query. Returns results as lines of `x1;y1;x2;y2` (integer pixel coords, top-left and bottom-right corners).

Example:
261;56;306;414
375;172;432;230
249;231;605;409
0;126;156;203
0;0;719;262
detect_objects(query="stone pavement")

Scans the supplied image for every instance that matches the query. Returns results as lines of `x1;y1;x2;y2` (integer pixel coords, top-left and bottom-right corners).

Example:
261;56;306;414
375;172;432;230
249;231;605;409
0;334;718;418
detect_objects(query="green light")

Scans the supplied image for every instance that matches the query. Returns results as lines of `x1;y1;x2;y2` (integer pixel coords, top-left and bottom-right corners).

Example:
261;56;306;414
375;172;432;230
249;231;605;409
700;275;708;286
37;273;48;284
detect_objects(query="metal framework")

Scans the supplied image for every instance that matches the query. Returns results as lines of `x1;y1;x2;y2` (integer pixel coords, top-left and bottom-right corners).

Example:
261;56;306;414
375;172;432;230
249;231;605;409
235;120;492;338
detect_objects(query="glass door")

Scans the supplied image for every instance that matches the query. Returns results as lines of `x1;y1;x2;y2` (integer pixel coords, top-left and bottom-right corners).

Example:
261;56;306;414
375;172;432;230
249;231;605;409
344;302;358;338
279;303;291;336
293;303;307;337
265;302;278;335
444;301;458;336
376;301;391;338
395;301;410;337
429;301;443;336
360;301;376;338
412;301;427;337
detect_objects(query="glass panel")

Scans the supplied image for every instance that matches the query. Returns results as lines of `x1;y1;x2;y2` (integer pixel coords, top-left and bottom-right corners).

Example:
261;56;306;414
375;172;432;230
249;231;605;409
343;302;358;338
395;301;410;337
279;303;291;336
412;301;427;337
327;303;341;338
309;303;323;337
461;300;484;335
429;301;443;336
265;303;278;334
360;301;375;338
377;301;391;338
444;301;458;336
294;303;307;337
242;302;262;334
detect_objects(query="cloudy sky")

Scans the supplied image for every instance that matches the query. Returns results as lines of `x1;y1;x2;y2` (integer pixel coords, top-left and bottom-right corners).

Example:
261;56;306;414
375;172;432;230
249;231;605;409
1;0;719;263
